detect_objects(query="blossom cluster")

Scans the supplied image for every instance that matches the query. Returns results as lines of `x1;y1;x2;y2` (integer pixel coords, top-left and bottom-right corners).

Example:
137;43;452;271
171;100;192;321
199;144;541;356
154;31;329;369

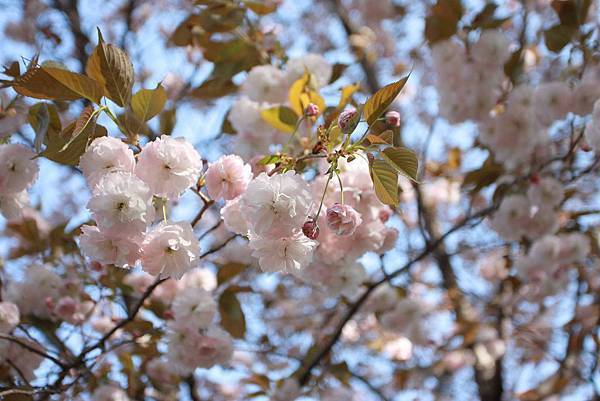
491;176;564;241
123;268;233;373
433;33;600;170
228;54;332;158
79;135;203;279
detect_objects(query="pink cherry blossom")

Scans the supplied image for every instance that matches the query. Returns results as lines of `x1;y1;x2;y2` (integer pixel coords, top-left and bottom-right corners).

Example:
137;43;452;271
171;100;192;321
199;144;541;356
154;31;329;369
0;143;38;194
141;221;200;279
79;136;135;188
205;154;253;200
136;135;203;200
326;203;362;236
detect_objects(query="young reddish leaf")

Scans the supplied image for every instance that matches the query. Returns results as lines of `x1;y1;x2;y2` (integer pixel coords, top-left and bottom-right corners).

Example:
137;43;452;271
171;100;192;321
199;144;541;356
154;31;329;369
131;84;167;122
363;74;410;126
86;29;134;107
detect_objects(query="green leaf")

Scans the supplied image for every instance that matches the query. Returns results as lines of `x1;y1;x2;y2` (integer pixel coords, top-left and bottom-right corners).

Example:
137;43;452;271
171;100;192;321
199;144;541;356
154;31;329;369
258;154;281;165
260;106;299;133
219;289;246;339
363;74;410;126
381;146;419;181
131;84;167;122
217;263;246;286
86;29;134;107
369;158;399;207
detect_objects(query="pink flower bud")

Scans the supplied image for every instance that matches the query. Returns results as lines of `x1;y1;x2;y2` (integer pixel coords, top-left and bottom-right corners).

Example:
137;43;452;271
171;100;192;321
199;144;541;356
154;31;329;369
54;296;77;318
528;174;540;185
338;108;357;133
379;207;392;223
305;103;320;117
326;203;362;236
302;219;320;239
386;111;401;127
45;297;55;311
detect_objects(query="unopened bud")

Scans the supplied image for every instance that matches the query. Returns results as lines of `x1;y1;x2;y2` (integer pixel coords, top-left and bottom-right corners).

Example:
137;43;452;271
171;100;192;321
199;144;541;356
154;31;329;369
386;111;401;127
305;103;320;117
338;108;357;133
302;219;320;240
529;174;540;185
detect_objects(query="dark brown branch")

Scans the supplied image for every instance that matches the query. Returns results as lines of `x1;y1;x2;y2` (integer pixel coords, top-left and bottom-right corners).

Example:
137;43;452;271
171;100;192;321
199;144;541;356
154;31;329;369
0;333;66;368
186;375;201;401
328;0;380;93
199;235;239;259
51;0;90;71
297;204;496;385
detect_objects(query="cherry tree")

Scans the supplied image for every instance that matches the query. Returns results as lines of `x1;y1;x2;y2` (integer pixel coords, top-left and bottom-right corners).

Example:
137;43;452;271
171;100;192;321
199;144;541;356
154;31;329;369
0;0;599;400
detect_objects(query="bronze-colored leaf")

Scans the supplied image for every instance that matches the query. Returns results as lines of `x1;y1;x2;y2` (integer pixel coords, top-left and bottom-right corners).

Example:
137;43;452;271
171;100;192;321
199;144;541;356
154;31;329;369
363;74;410;126
425;0;463;43
369;158;399;206
159;108;177;135
86;29;134;107
131;84;167;122
28;102;62;152
7;66;102;103
217;263;247;286
42;119;107;166
243;0;278;15
381;146;419;181
189;77;238;99
544;24;575;52
72;105;95;139
219;289;246;339
198;3;245;32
